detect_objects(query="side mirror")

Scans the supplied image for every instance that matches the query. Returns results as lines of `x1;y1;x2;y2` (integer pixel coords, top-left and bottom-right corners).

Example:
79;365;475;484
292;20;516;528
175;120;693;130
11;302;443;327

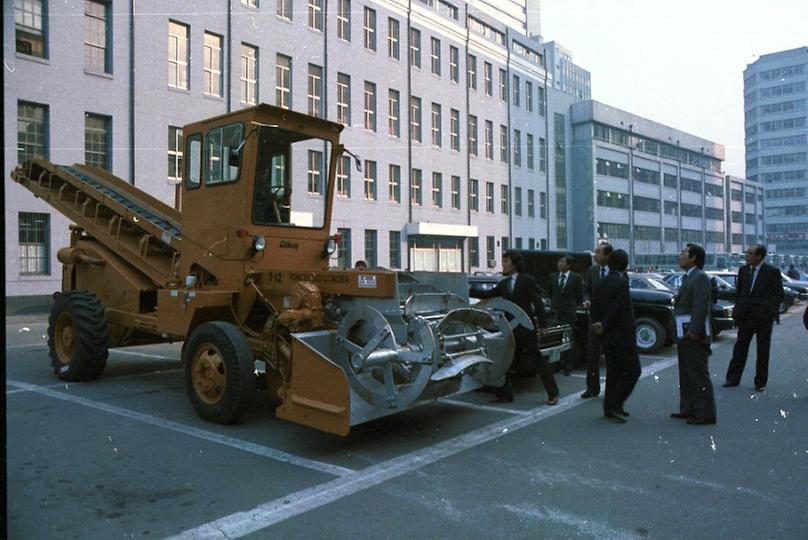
228;147;241;167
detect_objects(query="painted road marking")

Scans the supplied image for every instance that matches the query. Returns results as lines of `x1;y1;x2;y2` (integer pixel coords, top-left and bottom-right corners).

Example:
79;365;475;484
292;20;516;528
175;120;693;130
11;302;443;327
438;398;532;416
6;369;184;395
6;379;354;478
170;357;680;539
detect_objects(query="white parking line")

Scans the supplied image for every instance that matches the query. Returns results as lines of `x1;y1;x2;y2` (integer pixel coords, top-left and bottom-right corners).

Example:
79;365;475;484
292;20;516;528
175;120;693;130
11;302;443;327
438;398;532;416
4;344;177;361
170;356;680;539
6;369;184;395
6;379;355;478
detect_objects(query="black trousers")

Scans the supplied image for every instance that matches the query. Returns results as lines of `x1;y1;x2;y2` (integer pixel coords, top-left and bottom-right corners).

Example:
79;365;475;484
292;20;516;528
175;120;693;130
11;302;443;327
726;318;774;388
499;329;559;399
677;343;717;420
602;344;640;414
585;326;604;394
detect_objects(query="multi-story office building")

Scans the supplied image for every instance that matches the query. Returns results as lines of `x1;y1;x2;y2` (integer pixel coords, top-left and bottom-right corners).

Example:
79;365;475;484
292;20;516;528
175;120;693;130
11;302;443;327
5;0;580;303
744;46;808;255
570;100;728;259
725;175;766;254
543;41;591;101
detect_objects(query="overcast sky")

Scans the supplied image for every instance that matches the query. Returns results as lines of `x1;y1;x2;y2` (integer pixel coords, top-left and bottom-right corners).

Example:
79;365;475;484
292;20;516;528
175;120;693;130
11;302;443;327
539;0;808;177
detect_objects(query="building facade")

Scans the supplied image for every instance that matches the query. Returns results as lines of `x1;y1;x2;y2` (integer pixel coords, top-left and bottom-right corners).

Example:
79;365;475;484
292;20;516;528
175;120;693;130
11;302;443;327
6;0;582;300
570;100;729;259
744;46;808;255
725;175;766;254
543;40;591;101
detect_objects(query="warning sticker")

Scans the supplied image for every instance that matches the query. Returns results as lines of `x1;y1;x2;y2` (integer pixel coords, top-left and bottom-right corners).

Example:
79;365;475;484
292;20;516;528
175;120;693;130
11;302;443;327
358;275;377;289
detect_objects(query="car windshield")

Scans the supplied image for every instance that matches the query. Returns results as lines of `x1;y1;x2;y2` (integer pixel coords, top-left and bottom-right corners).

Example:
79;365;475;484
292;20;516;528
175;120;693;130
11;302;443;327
252;126;333;228
646;276;673;291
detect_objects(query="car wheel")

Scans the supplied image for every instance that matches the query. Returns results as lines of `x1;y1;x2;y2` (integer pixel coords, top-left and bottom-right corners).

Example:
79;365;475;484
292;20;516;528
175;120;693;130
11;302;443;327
779;300;788;314
635;317;665;354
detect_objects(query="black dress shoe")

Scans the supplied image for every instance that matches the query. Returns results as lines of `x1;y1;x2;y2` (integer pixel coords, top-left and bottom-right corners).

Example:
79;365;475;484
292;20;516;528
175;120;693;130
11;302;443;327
755;386;765;392
670;412;692;419
490;395;514;403
722;382;739;387
686;417;716;425
615;408;630;417
580;391;599;399
603;411;627;424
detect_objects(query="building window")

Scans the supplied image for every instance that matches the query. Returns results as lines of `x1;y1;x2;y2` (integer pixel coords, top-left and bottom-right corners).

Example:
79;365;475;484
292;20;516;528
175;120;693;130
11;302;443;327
526;133;534;169
486;236;495;264
307;150;323;194
500;125;508;162
203;32;223;97
364;81;377;131
432;172;443;208
15;0;47;58
168;126;183;184
240;44;258;105
411;168;422;206
275;54;292;109
364;160;377;200
499;68;507;101
336;73;351;125
431;103;442;146
469;178;479;211
85;1;110;74
430;37;441;75
410;96;422;142
514;187;522;216
483;120;493;160
469;237;479;267
168;21;189;90
501;185;509;215
513;129;521;166
539;137;546;172
337;0;351;41
17;101;48;163
527;189;535;217
308;0;324;31
85;113;110;171
512;75;520;106
525;81;533;112
484;62;493;96
363;7;376;51
450;109;460;151
468;115;478;156
502;237;509;251
449;46;459;83
409;28;421;68
365;230;378;267
242;0;257;7
538;85;546;115
336;155;351;197
485;181;494;213
467;54;477;90
338;227;351;268
277;0;291;19
388;89;400;137
388;17;400;59
18;212;50;275
540;191;547;219
389;164;401;203
451;175;461;209
389;231;401;269
307;63;323;117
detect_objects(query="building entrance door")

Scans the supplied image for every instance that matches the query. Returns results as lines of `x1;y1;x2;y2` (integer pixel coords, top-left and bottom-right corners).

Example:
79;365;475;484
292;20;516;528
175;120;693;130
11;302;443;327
410;237;464;271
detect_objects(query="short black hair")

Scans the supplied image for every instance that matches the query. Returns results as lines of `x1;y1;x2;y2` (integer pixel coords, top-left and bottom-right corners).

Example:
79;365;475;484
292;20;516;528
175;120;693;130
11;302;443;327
685;243;706;269
354;260;367;268
751;244;767;259
503;250;524;272
596;242;613;256
608;249;628;272
559;254;574;266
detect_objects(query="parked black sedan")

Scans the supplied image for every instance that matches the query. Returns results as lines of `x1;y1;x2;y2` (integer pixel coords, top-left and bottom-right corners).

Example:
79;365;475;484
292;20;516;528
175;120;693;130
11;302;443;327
707;271;797;314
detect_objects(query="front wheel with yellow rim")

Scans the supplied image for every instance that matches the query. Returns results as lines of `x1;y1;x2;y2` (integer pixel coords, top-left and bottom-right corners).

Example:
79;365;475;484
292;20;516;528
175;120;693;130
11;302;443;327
47;290;109;381
184;321;254;424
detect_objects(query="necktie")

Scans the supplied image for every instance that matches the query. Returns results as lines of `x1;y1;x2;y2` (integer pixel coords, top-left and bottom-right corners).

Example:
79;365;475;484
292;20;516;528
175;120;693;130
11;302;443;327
559;274;567;289
748;267;757;293
600;267;606;279
508;276;515;294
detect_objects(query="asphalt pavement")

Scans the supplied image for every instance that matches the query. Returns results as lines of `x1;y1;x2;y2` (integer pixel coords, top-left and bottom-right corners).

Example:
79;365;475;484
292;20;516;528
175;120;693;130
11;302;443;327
6;307;808;539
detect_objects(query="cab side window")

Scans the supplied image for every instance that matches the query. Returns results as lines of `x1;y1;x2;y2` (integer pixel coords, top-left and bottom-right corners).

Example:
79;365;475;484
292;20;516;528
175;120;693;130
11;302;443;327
186;134;202;188
205;123;243;185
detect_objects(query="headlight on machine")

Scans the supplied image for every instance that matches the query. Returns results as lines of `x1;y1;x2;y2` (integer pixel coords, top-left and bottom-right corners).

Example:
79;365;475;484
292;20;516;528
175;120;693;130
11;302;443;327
252;235;267;252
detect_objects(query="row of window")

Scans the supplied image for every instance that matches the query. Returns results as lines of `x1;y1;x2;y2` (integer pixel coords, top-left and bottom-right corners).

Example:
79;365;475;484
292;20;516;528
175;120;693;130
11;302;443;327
757;169;807;183
730;189;762;203
731;212;763;224
766;187;807;199
767;204;808;217
596;190;724;219
599;223;727;243
748;152;808;169
595;159;724;196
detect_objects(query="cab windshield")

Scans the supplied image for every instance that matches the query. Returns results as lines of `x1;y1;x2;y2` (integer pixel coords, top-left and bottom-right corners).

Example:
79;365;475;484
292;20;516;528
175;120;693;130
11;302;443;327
252;126;332;228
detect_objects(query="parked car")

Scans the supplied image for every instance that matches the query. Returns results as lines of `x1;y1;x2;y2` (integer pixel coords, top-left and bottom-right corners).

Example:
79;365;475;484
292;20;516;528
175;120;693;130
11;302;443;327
662;272;736;334
781;274;808;301
708;271;796;314
625;272;676;354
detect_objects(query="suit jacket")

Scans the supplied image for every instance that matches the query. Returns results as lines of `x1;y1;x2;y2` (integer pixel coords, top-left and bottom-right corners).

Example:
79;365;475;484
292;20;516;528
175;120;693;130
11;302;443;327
732;262;784;324
590;272;635;348
674;267;712;345
472;273;547;328
549;271;583;323
583;264;609;304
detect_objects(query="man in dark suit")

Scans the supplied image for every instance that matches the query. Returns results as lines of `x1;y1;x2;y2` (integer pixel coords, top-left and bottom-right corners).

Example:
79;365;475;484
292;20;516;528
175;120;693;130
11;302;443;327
671;243;717;425
550;254;583;376
580;242;612;398
471;250;559;405
591;249;640;423
724;244;784;391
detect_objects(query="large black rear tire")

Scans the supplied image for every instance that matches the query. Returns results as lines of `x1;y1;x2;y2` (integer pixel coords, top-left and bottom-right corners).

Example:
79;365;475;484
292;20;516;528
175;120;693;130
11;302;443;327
48;291;109;381
184;322;254;424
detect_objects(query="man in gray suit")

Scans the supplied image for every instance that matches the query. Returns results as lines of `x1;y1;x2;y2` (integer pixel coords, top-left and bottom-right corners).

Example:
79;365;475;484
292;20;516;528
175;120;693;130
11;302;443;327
670;243;717;425
580;242;612;398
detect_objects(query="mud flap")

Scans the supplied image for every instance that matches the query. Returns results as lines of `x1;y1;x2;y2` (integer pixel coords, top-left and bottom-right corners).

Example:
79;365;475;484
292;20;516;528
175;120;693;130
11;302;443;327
275;335;352;436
